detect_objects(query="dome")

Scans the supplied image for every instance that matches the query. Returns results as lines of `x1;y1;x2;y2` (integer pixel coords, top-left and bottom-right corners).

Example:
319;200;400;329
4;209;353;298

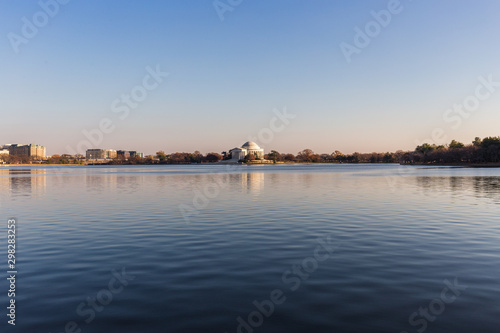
242;141;261;150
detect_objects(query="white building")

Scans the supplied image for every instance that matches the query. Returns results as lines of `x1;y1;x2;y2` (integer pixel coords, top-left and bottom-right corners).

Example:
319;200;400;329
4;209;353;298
229;141;265;162
0;148;9;159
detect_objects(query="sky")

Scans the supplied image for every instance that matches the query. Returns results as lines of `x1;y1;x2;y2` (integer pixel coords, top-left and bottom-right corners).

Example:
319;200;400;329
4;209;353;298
1;0;500;156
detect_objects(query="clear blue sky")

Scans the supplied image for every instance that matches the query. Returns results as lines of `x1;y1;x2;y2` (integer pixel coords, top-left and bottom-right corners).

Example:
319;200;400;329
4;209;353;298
1;0;500;155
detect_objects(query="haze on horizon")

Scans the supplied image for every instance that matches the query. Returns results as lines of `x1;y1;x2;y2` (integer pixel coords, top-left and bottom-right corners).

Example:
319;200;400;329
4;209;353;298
1;0;500;156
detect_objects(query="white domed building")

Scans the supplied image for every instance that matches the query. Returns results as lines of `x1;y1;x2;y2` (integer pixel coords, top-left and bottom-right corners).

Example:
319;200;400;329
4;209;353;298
228;141;265;161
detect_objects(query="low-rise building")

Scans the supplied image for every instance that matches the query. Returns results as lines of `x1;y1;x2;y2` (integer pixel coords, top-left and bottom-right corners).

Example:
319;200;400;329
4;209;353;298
5;144;46;160
117;150;131;159
107;149;117;159
86;149;117;160
86;149;105;160
129;151;143;158
115;150;143;159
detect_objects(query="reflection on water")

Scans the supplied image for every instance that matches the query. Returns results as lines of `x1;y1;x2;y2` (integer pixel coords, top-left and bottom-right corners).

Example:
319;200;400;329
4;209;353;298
86;175;147;196
86;174;118;192
0;169;46;196
2;165;500;333
416;176;500;204
156;172;266;196
240;172;264;194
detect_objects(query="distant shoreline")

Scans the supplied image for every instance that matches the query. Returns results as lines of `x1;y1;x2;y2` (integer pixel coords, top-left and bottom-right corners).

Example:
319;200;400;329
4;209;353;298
400;162;500;168
2;162;500;168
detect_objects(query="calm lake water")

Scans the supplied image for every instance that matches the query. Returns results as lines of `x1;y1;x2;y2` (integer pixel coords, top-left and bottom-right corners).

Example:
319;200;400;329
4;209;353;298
0;164;499;333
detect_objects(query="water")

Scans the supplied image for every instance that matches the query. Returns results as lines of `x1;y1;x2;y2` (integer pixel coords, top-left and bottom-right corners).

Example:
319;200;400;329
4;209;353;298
0;164;499;333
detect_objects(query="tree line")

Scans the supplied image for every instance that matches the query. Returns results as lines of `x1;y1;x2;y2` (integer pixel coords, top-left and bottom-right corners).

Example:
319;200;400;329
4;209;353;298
5;135;500;165
144;135;500;165
402;136;500;164
0;155;33;164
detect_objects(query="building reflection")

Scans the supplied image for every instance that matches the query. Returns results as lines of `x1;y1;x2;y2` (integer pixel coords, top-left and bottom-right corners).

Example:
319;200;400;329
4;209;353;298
153;171;266;195
240;172;264;194
0;169;47;196
415;176;500;204
149;172;264;196
86;174;118;192
85;173;146;194
116;175;142;193
0;171;9;192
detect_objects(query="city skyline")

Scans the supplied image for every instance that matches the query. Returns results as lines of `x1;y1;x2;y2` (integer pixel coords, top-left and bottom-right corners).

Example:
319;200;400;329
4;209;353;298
2;1;500;156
